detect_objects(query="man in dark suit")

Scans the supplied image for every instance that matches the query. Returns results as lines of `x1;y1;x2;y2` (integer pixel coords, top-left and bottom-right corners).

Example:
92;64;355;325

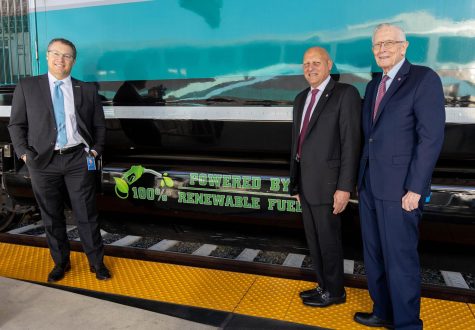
354;24;445;329
289;47;361;307
8;38;111;282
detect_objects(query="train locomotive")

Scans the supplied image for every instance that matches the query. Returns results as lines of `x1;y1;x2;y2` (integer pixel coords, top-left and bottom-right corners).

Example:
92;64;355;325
0;0;474;244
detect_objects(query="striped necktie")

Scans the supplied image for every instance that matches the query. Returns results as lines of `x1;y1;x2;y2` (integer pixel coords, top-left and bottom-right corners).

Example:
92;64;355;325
373;75;389;121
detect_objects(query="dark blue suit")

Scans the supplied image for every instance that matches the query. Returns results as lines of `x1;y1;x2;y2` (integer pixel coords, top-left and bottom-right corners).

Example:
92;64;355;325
358;60;445;329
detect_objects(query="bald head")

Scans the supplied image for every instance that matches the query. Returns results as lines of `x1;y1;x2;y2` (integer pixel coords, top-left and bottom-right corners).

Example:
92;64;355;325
304;47;331;61
302;47;333;88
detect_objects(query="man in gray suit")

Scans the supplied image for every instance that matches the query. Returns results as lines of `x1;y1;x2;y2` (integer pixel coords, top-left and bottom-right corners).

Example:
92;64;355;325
8;38;111;282
289;47;361;307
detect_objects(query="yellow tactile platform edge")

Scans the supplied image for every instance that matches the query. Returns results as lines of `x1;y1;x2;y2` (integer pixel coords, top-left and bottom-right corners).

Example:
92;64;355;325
469;304;475;317
0;242;474;329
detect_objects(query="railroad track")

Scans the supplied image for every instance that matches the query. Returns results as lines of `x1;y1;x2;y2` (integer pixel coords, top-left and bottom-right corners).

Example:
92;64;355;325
1;217;474;304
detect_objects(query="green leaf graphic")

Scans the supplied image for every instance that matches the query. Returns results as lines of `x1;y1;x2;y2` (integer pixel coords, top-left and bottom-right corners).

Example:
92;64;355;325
114;177;129;199
163;177;174;187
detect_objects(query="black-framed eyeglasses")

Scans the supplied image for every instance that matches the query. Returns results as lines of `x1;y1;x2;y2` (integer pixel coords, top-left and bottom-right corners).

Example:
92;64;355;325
372;40;405;51
47;50;74;61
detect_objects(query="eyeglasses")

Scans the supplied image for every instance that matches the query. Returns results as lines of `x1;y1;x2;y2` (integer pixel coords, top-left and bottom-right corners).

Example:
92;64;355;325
47;50;74;61
372;40;405;51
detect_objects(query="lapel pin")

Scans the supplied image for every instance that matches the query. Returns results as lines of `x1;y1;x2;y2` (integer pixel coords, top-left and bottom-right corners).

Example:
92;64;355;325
325;94;329;97
397;77;401;81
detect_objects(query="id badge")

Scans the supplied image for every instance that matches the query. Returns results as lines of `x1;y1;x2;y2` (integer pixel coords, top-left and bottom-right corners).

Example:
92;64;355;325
86;156;96;171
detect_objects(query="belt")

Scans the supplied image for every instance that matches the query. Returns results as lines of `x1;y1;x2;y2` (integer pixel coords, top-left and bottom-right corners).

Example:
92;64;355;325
54;144;84;155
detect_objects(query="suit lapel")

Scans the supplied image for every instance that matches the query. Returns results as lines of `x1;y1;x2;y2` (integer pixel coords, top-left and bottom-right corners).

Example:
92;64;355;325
38;74;55;119
293;88;309;152
72;78;87;133
305;78;335;137
366;79;378;132
72;78;83;110
373;60;410;125
296;87;309;127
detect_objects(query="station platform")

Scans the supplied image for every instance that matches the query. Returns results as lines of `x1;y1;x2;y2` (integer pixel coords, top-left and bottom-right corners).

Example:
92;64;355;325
0;242;474;329
0;276;213;330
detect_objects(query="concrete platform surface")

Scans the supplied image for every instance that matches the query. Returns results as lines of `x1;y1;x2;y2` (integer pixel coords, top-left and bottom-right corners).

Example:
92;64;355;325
0;276;216;330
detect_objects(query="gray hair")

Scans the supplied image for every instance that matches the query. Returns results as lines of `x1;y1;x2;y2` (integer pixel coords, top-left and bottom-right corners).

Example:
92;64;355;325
372;23;406;43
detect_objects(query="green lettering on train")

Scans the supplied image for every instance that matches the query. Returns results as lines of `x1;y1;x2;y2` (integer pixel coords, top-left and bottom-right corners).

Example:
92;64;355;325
267;198;302;213
115;167;299;213
189;172;261;190
269;177;290;192
177;191;260;209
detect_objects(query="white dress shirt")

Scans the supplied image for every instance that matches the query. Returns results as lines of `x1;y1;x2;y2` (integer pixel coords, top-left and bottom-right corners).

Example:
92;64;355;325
381;57;405;92
300;75;331;132
48;72;88;150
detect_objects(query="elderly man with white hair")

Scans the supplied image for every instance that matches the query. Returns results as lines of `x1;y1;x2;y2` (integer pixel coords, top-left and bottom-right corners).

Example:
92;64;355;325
354;23;445;330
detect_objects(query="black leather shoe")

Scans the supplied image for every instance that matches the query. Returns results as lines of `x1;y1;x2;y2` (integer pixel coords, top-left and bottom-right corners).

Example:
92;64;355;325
303;290;346;307
90;263;111;280
354;312;394;329
299;286;324;299
47;262;71;282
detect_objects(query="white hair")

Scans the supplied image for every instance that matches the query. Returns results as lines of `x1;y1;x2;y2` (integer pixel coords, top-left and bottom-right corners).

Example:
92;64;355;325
372;23;406;43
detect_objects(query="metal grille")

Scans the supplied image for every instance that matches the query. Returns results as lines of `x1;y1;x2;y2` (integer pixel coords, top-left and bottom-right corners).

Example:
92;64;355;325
0;0;31;85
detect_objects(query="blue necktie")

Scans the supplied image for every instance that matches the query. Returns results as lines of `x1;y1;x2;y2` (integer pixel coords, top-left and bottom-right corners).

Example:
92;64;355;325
53;80;67;148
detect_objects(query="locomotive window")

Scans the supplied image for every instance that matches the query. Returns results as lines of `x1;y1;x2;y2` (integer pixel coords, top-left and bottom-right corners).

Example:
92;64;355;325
0;0;31;85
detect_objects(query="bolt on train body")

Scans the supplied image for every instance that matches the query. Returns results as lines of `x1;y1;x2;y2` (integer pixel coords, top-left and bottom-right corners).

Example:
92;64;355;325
0;0;474;243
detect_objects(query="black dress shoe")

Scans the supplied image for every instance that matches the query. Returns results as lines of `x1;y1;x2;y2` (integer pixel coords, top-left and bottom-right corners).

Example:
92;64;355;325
303;290;346;307
47;262;71;282
90;263;111;280
354;312;394;329
299;286;324;299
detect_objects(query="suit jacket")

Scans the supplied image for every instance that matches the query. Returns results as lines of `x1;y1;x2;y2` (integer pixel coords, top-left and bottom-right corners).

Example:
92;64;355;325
357;60;445;201
289;78;361;205
8;74;106;169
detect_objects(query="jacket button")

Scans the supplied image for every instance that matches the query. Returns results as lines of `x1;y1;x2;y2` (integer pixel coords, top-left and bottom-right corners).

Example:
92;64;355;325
369;138;373;143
